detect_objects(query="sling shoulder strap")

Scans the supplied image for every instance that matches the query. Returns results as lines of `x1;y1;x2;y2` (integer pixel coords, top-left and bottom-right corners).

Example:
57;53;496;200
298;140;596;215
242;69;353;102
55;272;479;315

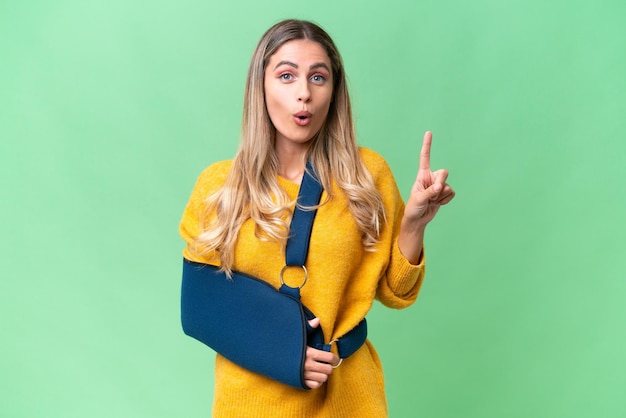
282;161;367;361
285;160;324;267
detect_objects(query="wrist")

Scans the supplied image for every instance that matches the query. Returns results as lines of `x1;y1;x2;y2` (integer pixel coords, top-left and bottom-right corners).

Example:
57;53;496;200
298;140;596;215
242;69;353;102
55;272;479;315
400;215;428;235
398;219;426;265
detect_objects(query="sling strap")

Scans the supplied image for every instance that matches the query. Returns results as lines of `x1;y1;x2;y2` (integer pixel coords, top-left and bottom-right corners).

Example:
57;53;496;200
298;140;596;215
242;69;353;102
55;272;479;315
285;161;324;267
283;161;367;360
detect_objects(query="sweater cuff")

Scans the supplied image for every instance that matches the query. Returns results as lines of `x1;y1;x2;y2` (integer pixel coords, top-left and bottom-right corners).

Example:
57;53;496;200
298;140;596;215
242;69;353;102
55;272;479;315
386;239;425;297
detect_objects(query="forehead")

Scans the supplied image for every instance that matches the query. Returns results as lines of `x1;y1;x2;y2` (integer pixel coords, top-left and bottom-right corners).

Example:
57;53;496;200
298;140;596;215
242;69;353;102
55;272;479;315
267;39;331;67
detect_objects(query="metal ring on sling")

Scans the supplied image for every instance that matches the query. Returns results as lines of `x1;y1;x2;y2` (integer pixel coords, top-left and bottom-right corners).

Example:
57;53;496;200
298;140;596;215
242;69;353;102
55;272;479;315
328;338;343;368
279;265;308;289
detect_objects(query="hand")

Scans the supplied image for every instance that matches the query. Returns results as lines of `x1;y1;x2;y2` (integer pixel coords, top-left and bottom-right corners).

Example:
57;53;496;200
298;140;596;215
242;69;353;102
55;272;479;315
304;318;340;389
404;131;455;226
398;131;455;263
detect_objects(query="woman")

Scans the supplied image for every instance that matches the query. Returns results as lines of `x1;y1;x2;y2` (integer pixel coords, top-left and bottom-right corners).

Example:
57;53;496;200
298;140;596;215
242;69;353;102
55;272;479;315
180;19;454;417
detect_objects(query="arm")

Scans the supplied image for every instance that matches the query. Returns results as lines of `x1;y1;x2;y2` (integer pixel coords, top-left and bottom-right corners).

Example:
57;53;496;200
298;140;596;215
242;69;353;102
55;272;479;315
179;161;231;264
398;131;455;263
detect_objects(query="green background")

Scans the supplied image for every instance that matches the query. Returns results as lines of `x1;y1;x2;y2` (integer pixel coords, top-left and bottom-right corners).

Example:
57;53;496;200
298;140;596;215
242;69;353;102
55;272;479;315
2;0;625;416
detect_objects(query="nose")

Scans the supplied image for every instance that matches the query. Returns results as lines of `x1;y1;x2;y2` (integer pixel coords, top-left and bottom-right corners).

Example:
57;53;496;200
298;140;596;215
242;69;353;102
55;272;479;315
297;80;311;103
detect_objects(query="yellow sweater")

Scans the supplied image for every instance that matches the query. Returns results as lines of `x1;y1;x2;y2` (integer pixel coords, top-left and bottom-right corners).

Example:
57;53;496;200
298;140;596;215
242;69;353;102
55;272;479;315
180;148;425;417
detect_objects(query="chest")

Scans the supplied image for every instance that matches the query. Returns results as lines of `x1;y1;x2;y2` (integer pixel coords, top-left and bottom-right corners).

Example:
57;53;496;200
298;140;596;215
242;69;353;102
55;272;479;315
232;192;363;287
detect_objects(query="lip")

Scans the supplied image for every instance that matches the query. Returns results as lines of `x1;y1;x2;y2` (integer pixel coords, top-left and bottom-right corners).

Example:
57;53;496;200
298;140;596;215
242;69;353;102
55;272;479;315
293;111;312;126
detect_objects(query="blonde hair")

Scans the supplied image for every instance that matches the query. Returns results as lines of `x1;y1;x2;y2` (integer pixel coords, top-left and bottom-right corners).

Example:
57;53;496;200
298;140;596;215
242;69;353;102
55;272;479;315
194;19;385;275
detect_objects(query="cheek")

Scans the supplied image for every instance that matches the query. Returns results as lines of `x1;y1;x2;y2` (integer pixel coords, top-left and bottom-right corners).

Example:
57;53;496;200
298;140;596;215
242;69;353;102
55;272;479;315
264;93;280;124
264;86;287;116
266;102;285;133
319;88;333;112
317;95;333;121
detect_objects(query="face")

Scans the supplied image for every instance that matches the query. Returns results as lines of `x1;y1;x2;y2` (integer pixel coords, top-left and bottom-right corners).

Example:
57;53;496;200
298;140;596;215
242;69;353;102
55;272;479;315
264;39;333;151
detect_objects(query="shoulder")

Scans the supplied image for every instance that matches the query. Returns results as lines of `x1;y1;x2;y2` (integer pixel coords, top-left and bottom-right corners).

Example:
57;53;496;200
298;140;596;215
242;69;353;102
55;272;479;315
188;160;233;199
358;147;402;202
195;160;232;187
198;159;233;181
358;147;393;179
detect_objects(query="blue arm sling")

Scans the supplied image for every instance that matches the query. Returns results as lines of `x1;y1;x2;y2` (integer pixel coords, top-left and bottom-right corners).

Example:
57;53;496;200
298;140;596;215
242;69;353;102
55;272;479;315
181;162;367;389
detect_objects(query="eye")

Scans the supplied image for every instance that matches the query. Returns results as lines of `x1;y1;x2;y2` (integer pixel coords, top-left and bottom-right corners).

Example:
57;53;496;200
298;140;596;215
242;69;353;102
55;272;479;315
311;74;326;84
279;73;294;81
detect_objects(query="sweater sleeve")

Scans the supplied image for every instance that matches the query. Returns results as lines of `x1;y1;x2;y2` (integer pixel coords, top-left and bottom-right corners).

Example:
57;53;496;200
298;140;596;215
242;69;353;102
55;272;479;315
361;149;426;309
179;161;231;264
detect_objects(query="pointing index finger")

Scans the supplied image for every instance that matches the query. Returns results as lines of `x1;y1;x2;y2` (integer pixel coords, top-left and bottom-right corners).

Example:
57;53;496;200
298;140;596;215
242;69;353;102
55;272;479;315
420;131;432;171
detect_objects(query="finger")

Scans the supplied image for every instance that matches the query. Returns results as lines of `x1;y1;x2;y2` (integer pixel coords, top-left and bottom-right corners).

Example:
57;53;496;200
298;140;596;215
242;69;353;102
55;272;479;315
433;169;448;184
304;348;335;386
307;317;320;328
305;359;334;375
305;380;321;389
430;187;455;205
419;131;432;171
436;188;456;205
305;380;322;389
304;378;328;389
438;194;455;205
306;347;339;365
430;169;448;197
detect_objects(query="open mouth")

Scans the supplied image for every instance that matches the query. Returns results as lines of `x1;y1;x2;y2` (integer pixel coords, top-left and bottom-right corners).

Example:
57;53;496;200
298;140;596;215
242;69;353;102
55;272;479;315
293;111;312;126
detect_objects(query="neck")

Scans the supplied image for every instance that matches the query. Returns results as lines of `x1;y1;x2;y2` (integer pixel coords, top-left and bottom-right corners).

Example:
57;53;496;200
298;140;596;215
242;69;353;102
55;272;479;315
275;142;308;184
277;159;305;184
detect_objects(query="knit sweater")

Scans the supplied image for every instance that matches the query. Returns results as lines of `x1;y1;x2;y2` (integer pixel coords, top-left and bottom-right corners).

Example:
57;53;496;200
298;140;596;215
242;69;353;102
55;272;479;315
179;148;425;417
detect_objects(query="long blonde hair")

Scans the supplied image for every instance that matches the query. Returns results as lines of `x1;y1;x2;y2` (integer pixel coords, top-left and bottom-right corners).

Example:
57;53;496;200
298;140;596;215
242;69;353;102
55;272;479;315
194;19;385;274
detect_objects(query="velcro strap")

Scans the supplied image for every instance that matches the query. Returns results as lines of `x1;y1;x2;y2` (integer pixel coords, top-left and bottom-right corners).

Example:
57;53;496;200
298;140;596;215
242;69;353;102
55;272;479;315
316;318;367;359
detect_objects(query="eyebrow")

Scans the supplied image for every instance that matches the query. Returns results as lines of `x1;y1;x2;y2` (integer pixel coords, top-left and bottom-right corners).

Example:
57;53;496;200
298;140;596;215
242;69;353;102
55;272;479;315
273;60;331;72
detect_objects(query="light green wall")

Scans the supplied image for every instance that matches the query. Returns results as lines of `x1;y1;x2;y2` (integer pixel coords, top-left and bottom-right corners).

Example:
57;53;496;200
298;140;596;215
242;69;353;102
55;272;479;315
2;1;625;416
